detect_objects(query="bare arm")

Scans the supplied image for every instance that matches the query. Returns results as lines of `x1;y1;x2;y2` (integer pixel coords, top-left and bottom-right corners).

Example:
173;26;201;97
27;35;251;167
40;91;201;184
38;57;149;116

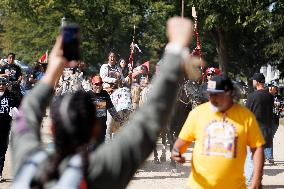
250;146;264;189
171;138;192;163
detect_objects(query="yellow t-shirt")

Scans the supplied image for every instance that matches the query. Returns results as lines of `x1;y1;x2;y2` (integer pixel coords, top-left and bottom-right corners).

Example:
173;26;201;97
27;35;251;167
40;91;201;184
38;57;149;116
179;102;265;189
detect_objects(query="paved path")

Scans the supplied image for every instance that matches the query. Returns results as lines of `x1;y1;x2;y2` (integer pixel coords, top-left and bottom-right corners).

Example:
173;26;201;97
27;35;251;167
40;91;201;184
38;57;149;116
1;119;284;189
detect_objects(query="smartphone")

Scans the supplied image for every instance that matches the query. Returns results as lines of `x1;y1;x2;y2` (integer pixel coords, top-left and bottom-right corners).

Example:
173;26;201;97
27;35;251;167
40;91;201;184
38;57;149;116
61;24;80;61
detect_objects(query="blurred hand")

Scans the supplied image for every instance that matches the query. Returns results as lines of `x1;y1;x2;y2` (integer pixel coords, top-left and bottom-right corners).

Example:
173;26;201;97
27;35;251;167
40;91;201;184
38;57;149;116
167;17;193;47
184;56;205;81
171;148;185;164
42;36;67;86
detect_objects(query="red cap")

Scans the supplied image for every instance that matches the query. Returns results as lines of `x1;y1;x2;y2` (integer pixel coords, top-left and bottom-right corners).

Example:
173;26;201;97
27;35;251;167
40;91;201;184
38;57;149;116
91;76;102;84
206;67;221;75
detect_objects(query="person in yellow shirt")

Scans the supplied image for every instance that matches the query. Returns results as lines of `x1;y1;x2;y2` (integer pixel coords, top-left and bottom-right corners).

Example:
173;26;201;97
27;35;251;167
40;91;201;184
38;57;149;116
171;74;265;189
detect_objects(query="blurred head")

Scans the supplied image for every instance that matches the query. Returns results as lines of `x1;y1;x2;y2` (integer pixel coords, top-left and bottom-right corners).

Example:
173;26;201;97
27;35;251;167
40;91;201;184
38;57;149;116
140;65;148;74
252;73;265;89
50;91;97;155
206;67;220;81
91;75;103;93
78;61;86;71
108;52;116;65
268;81;278;95
207;74;234;112
119;59;127;68
7;53;15;64
0;77;7;96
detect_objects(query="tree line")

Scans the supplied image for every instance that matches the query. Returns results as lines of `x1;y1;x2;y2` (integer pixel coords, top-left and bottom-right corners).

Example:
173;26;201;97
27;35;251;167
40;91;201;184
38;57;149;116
0;0;283;81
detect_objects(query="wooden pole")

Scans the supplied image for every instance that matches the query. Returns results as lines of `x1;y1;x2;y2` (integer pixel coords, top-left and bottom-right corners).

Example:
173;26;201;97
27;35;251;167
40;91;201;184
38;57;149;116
181;0;184;18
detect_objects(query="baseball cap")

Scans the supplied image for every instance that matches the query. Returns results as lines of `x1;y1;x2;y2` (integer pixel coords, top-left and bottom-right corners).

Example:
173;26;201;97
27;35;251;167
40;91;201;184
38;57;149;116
207;74;234;93
268;80;278;88
252;73;265;83
0;77;7;84
206;67;221;75
91;76;102;84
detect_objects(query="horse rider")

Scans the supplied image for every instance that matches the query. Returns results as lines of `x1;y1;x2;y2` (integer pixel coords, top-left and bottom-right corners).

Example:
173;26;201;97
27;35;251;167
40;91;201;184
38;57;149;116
100;51;130;94
199;67;221;103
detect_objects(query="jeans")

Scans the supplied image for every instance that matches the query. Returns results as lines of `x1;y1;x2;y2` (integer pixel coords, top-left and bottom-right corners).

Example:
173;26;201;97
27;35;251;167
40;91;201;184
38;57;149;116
244;148;253;185
264;147;273;160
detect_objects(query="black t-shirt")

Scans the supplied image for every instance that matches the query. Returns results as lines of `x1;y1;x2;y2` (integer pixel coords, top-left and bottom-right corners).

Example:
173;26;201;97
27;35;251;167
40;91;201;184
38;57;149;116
0;90;20;132
246;89;274;128
87;90;114;121
0;63;22;82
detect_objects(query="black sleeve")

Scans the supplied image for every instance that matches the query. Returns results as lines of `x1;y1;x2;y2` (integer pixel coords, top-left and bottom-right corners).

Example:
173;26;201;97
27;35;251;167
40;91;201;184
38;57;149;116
105;91;114;109
0;65;5;73
16;65;22;76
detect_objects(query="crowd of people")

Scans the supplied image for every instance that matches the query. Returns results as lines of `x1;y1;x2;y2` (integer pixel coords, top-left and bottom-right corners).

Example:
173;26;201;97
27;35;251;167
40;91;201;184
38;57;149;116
0;16;283;189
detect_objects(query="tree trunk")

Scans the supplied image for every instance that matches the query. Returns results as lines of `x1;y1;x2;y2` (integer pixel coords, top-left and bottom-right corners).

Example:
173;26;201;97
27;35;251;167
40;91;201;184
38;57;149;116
217;29;229;74
211;28;229;74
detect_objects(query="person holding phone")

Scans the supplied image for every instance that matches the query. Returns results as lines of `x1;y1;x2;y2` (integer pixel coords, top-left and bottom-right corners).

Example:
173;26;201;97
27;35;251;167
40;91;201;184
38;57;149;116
11;17;194;189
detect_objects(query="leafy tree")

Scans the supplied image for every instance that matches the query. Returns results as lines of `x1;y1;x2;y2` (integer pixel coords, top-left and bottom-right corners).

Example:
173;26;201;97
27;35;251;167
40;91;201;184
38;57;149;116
0;0;175;72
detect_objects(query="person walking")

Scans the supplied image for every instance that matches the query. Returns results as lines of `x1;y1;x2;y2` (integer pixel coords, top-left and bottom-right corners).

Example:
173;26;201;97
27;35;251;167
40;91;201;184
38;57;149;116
172;74;265;189
0;77;20;182
268;80;282;162
246;73;274;163
87;75;123;143
11;16;195;189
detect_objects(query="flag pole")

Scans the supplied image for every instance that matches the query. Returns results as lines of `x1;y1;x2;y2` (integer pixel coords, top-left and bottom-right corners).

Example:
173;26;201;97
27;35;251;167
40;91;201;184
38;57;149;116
46;50;48;63
181;0;184;18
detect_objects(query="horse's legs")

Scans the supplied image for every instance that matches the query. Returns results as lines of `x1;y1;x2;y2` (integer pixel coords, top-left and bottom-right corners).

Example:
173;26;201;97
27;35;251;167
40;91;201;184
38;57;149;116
160;129;167;162
153;147;160;164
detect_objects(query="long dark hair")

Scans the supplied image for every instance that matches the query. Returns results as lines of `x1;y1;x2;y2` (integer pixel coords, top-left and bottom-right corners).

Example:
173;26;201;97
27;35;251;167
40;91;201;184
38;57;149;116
32;91;96;188
118;58;129;77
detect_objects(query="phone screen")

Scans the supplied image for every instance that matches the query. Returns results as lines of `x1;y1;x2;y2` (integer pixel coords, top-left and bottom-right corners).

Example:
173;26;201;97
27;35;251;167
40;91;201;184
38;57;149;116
62;24;80;61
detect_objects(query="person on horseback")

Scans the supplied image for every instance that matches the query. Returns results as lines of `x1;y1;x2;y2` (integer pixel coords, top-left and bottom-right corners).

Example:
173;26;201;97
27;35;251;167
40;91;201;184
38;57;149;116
100;52;130;94
199;67;221;103
131;64;150;110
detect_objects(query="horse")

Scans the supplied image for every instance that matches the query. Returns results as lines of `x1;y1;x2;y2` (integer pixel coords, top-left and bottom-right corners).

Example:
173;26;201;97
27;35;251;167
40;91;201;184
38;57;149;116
139;79;202;165
106;86;132;140
167;79;202;167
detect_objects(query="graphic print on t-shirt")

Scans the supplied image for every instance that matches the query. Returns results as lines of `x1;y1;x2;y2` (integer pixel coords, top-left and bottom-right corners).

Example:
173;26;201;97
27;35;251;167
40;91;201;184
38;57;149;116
94;99;107;117
203;120;238;158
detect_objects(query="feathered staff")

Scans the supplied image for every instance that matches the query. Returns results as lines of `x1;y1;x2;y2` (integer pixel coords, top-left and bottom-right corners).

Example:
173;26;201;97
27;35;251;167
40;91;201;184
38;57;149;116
128;25;142;84
191;7;202;58
191;7;205;82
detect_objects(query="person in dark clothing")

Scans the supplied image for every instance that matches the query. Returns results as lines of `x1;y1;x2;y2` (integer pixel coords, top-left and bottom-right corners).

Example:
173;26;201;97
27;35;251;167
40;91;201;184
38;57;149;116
11;17;194;189
0;53;23;101
246;73;274;160
87;75;122;143
268;80;282;160
0;77;20;182
245;72;274;185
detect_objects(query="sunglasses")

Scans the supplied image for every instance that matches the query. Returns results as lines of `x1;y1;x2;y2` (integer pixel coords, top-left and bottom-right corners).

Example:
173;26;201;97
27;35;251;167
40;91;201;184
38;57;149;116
207;73;215;76
0;83;7;86
93;83;102;86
